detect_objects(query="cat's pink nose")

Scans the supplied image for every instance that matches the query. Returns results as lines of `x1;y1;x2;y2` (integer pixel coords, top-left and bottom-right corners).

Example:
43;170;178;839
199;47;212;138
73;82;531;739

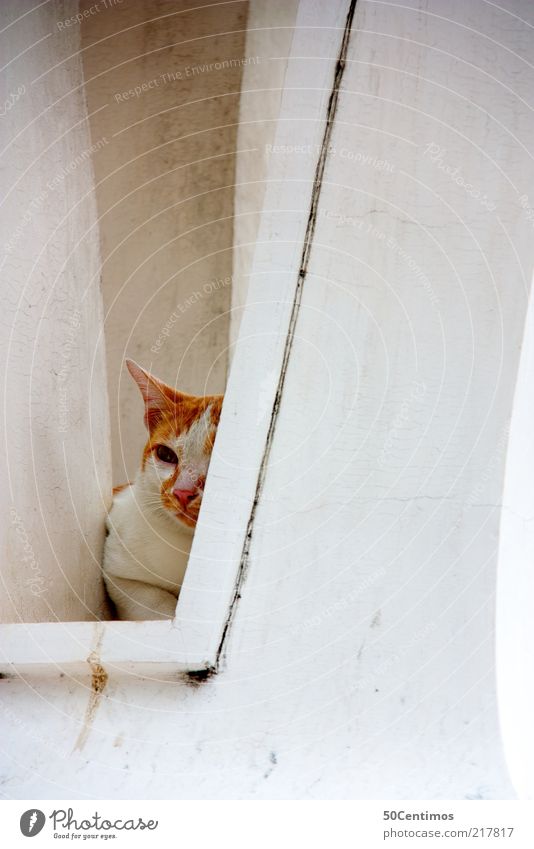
173;488;197;509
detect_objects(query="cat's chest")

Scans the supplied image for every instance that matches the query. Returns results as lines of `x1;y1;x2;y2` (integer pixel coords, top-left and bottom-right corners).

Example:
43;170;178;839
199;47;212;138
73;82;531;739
132;521;191;590
109;487;193;591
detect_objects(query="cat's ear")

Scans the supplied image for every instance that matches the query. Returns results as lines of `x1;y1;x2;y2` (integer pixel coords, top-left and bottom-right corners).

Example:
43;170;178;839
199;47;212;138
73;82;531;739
126;359;177;431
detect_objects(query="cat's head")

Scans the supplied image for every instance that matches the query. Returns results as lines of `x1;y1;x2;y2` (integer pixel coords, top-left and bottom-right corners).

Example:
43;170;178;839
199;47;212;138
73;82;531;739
126;359;223;530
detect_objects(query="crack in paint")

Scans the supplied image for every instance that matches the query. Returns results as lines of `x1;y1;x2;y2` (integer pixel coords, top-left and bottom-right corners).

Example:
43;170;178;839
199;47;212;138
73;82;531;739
73;625;108;752
213;0;358;673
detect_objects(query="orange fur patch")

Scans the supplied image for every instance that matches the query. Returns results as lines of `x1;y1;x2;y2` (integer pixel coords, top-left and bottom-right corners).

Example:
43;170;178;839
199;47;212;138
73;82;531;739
142;394;223;470
112;482;132;495
126;360;223;530
149;395;222;527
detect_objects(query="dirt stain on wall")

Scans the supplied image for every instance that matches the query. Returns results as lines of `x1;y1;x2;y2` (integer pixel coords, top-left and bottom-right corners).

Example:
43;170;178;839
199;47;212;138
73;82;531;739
73;628;109;752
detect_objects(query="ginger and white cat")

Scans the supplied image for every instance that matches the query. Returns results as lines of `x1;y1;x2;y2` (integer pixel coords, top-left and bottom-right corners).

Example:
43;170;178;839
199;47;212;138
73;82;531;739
103;360;223;620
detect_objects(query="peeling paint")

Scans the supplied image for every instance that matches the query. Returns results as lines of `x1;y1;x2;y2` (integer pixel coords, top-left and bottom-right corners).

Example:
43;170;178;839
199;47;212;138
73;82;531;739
73;627;108;752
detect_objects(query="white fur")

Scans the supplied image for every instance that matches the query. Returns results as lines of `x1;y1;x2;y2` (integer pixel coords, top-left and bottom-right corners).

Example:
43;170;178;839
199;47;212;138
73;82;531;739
102;410;214;620
172;407;212;489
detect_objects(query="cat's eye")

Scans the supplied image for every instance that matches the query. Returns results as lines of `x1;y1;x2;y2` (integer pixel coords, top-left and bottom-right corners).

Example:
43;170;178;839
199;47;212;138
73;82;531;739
155;444;178;464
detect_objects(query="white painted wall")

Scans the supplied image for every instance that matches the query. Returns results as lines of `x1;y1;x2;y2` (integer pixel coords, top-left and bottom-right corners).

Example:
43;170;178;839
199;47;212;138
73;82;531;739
246;0;534;798
80;0;247;485
0;0;111;623
2;0;534;802
230;0;299;347
497;269;534;800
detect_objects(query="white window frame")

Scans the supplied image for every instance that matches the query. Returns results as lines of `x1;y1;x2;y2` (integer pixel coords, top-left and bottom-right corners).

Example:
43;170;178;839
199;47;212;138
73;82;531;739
0;0;353;678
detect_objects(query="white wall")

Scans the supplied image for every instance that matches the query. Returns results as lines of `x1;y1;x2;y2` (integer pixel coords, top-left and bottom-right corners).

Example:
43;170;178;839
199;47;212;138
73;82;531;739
0;0;111;622
497;269;534;799
80;0;247;485
2;0;534;801
230;0;299;347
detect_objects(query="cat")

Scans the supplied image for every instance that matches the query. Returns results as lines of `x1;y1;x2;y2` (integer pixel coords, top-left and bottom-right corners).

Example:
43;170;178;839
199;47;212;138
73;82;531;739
103;359;223;620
